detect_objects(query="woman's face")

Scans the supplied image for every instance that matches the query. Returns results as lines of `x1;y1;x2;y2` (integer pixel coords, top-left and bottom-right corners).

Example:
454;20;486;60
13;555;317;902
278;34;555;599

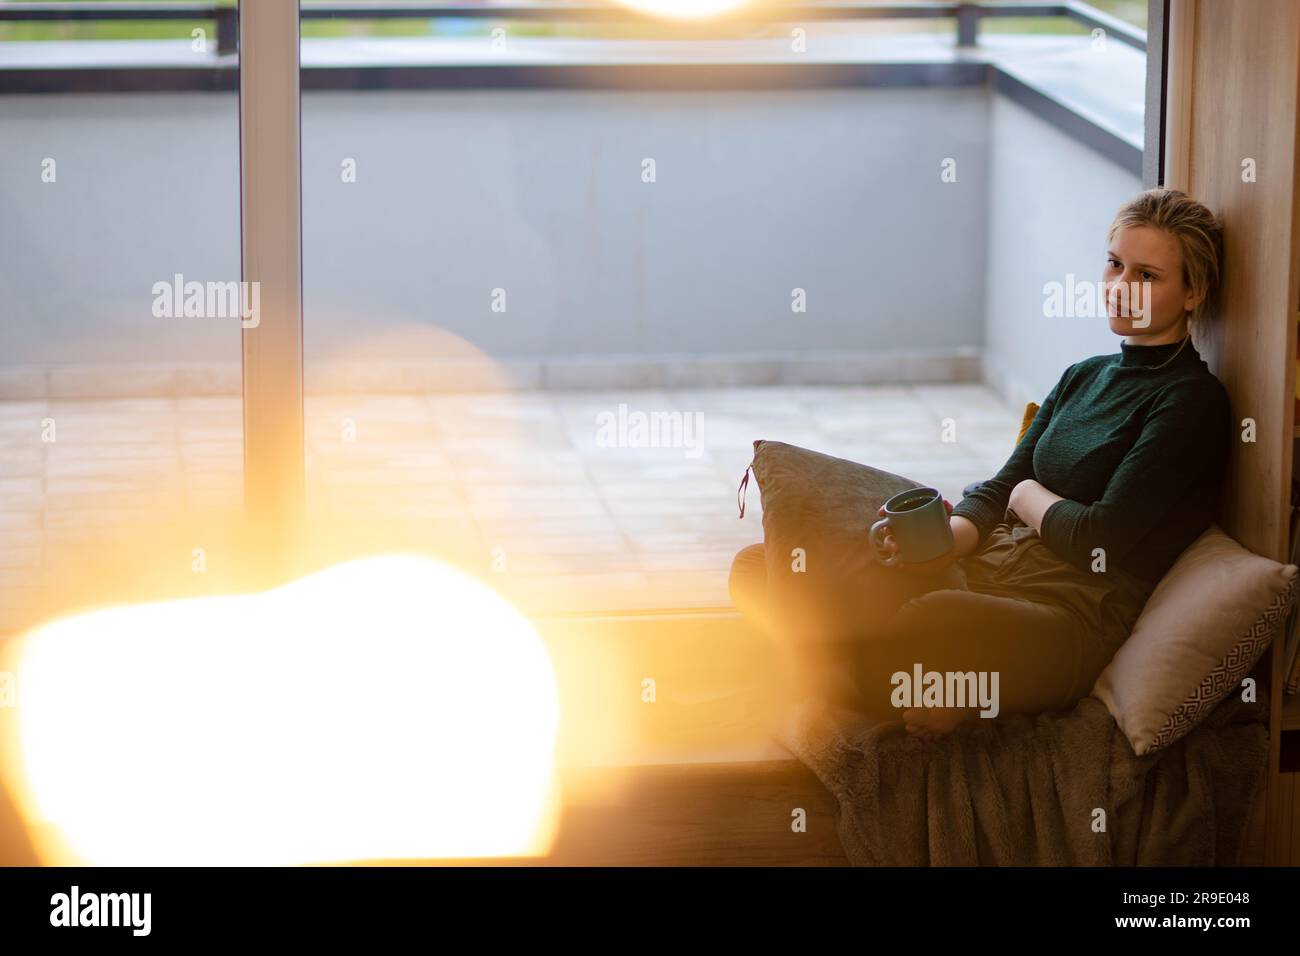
1103;224;1202;342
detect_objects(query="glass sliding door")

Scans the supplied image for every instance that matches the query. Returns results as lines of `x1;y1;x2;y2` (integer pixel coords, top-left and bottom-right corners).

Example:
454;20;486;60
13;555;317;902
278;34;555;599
0;1;243;635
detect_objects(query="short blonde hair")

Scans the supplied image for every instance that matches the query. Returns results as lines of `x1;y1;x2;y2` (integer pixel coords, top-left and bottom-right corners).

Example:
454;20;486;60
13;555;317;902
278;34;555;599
1108;187;1224;327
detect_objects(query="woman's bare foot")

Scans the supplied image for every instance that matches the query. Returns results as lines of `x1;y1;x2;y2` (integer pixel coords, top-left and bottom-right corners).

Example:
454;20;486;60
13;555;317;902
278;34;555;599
902;706;976;742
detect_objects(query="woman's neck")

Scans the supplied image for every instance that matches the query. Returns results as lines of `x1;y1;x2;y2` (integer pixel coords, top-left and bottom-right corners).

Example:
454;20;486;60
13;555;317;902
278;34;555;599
1123;322;1189;347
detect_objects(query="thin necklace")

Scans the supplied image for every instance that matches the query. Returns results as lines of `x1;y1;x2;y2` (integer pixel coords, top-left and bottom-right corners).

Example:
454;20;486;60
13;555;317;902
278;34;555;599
1138;332;1190;371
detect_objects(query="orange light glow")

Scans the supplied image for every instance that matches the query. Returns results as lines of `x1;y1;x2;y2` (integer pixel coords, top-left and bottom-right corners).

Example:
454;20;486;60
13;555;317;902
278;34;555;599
610;0;754;19
2;555;560;865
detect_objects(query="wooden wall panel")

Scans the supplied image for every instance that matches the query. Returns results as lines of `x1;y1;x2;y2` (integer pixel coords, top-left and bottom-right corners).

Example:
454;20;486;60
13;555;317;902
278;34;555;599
1180;0;1300;867
1183;0;1300;563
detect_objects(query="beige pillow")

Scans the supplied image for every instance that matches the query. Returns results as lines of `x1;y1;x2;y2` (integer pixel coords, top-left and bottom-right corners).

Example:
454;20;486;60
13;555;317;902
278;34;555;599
1093;524;1298;755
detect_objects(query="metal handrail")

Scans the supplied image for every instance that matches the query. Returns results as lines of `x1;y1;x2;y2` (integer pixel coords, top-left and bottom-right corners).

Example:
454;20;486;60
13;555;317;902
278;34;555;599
0;1;1148;56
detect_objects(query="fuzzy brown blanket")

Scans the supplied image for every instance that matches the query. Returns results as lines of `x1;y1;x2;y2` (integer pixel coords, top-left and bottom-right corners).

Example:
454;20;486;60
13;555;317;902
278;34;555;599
774;687;1269;866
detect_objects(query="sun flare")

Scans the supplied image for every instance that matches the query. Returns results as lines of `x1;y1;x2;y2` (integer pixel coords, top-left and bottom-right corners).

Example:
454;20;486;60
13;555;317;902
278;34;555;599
2;554;560;866
610;0;754;19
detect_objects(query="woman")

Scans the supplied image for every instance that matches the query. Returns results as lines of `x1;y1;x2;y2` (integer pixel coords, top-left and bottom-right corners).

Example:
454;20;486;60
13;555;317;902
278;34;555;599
729;187;1231;740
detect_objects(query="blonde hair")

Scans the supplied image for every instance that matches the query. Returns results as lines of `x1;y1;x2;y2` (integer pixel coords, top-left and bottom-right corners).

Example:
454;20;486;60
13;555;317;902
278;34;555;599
1108;187;1224;328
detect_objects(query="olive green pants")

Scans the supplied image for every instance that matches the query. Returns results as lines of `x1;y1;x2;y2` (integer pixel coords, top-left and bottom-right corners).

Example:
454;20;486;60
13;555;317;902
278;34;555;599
728;520;1152;721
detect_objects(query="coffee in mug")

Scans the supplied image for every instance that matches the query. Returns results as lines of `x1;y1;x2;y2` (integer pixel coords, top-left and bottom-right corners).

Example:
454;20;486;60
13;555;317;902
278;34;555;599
869;486;954;567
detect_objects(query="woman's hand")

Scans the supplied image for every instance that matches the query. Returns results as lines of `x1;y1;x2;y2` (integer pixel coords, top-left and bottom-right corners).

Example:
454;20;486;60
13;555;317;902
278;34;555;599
874;498;960;576
1008;478;1064;533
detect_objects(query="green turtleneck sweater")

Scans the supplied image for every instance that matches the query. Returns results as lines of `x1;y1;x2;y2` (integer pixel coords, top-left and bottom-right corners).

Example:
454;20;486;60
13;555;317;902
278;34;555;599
951;337;1231;586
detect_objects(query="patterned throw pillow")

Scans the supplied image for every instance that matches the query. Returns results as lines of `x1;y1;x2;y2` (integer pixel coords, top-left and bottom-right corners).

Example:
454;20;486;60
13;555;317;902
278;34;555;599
1149;573;1297;751
1092;525;1299;755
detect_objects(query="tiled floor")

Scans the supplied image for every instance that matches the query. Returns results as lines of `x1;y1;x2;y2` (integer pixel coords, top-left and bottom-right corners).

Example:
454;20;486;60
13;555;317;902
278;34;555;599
0;384;1020;629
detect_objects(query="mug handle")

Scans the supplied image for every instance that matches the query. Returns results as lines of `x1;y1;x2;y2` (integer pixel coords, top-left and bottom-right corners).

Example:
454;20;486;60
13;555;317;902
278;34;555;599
869;517;901;568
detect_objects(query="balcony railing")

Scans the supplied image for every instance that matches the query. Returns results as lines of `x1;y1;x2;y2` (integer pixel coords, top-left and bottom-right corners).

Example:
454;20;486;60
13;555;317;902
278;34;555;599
0;0;1150;179
0;1;1147;58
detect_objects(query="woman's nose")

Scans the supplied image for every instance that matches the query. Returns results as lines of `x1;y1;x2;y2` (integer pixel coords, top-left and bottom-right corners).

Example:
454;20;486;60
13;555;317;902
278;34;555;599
1105;279;1136;314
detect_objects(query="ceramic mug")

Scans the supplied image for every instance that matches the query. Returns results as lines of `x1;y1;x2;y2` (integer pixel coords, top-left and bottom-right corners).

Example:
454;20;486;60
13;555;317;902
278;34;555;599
869;486;954;567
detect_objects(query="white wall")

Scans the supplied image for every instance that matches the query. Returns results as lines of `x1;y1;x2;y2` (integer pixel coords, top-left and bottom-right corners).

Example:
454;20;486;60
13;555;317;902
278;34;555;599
981;94;1145;410
0;84;1143;397
0;93;243;369
298;86;991;361
0;87;987;365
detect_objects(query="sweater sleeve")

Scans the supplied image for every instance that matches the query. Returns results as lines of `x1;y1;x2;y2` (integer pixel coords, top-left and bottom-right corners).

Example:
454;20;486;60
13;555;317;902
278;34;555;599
950;371;1066;548
1038;379;1230;572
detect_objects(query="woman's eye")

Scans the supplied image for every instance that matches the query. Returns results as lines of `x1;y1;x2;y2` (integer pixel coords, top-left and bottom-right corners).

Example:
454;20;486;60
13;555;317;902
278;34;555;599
1142;271;1156;280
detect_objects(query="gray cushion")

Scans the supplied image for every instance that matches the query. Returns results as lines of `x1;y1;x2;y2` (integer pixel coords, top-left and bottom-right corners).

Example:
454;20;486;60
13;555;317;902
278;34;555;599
745;439;957;642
